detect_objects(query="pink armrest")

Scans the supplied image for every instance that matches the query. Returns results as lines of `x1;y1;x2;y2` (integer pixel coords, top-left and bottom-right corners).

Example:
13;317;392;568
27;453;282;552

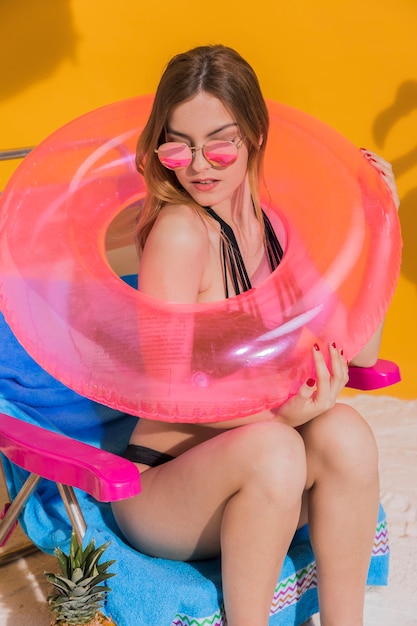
347;358;401;390
0;413;141;502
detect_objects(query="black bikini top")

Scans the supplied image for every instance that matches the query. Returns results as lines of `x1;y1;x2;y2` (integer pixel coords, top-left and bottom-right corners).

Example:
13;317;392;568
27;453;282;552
204;206;283;298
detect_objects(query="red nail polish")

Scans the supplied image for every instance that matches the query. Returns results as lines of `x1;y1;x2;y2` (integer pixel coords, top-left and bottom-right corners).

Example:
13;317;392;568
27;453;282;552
306;378;316;387
314;343;320;351
341;349;344;356
331;342;337;348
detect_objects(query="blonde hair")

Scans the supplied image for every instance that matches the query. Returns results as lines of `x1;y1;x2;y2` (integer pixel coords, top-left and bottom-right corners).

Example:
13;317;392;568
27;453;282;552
135;45;269;251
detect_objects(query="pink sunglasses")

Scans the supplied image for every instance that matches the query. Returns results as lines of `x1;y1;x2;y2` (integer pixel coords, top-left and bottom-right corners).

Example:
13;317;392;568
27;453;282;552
154;138;244;170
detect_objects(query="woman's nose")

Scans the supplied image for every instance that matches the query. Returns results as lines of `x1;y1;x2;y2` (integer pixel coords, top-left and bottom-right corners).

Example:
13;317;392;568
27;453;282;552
190;147;211;171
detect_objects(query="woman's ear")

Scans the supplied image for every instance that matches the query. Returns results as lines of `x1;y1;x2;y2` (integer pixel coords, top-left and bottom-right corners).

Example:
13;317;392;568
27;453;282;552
259;134;264;147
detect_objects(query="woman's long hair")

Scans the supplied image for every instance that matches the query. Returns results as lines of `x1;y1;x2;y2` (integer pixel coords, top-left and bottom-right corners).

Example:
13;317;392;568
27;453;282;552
135;45;269;251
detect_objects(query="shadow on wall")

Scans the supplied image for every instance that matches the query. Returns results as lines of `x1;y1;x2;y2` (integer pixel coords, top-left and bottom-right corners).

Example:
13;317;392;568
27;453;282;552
373;80;417;288
0;0;78;101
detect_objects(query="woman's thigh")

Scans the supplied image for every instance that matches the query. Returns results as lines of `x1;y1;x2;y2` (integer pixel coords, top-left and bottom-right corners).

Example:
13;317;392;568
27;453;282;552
112;421;306;561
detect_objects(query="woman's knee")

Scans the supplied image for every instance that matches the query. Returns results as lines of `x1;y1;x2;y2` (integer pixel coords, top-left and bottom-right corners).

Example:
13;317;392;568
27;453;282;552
229;422;307;499
302;403;379;483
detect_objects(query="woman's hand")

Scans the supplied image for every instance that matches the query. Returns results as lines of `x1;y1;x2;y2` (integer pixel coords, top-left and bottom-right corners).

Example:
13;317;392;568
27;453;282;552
273;343;349;428
360;148;400;210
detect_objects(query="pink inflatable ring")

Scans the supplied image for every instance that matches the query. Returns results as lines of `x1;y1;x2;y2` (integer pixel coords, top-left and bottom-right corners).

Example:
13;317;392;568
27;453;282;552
0;96;402;422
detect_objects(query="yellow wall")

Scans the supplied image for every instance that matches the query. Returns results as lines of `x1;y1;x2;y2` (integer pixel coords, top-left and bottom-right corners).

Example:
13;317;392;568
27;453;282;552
1;0;416;398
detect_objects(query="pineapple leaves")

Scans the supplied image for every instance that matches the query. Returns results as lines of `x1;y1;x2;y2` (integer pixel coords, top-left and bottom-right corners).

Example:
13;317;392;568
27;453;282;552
54;546;71;579
45;531;116;626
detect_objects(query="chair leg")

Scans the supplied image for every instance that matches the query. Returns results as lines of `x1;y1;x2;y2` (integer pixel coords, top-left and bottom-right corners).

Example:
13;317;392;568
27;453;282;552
57;483;87;544
0;473;42;546
0;474;87;562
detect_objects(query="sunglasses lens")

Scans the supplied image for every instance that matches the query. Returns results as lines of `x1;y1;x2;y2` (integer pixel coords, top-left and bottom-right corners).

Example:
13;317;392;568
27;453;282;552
157;143;192;169
204;141;238;166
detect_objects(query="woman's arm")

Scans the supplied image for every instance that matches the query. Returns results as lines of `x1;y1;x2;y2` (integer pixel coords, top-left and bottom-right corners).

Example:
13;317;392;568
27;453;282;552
138;204;210;384
349;322;384;368
350;150;400;367
139;205;209;302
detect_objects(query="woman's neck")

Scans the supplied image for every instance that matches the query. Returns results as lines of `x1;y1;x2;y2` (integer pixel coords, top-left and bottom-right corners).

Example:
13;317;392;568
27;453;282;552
209;178;254;227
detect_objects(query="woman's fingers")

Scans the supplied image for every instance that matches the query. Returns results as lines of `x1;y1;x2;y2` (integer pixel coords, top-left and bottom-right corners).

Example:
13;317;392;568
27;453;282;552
359;148;400;210
311;342;348;406
277;342;349;426
328;342;349;388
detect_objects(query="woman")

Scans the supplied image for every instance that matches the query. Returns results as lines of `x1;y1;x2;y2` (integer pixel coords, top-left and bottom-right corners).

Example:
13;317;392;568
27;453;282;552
112;45;398;626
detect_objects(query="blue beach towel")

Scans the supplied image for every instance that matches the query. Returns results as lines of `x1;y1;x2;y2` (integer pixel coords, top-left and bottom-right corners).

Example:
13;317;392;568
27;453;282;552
0;305;389;626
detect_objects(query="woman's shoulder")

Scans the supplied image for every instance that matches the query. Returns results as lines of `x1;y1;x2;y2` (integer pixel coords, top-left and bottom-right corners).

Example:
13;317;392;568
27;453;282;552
140;203;211;301
149;203;209;251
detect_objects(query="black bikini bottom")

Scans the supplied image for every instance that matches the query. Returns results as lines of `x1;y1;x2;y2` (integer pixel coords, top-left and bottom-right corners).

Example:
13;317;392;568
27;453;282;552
123;444;175;467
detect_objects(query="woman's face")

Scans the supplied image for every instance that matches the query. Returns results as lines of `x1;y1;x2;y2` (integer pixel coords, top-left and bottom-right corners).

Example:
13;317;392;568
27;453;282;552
165;92;250;212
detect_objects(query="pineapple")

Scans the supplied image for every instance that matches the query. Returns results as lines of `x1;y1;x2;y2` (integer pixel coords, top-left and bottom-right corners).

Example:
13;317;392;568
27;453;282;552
45;531;117;626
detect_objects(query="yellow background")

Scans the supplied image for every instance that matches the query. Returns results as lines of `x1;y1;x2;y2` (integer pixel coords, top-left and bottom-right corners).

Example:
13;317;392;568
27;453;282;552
1;0;416;398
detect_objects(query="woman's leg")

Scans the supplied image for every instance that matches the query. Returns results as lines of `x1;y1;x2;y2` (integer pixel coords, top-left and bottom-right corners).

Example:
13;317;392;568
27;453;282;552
299;403;380;626
112;421;306;626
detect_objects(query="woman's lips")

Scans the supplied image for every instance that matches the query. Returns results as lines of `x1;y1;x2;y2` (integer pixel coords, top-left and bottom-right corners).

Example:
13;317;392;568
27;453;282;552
191;179;220;192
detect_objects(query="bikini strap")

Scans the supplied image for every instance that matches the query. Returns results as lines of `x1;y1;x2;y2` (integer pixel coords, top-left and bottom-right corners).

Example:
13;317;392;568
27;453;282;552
204;207;252;297
204;206;283;298
263;211;284;270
